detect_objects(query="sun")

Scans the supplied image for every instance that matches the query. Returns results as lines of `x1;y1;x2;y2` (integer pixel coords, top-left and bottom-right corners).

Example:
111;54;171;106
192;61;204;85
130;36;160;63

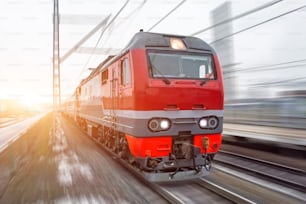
19;95;40;109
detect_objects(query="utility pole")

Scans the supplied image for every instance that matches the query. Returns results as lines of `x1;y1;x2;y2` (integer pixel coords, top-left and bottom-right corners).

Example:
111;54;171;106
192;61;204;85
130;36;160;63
52;1;111;109
53;0;60;110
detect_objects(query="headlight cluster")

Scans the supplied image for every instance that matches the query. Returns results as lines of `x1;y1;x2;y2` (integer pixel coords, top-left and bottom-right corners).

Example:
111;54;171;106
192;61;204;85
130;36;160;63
198;116;219;129
148;118;171;132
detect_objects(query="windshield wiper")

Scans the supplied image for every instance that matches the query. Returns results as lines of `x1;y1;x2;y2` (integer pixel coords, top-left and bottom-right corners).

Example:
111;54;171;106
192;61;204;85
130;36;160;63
200;79;207;86
151;65;171;85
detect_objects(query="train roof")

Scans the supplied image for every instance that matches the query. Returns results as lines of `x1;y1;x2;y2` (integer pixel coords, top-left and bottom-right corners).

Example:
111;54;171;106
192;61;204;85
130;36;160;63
77;31;214;87
122;31;215;53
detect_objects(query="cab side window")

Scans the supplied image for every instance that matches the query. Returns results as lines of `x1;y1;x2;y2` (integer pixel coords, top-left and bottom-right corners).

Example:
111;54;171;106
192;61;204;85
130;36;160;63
121;58;131;85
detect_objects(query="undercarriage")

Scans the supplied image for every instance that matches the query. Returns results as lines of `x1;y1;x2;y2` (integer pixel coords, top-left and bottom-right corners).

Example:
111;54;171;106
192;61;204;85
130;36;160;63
77;118;215;182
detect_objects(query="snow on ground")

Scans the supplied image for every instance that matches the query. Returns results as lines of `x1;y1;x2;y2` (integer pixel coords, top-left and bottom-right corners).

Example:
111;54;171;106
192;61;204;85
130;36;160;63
50;116;94;187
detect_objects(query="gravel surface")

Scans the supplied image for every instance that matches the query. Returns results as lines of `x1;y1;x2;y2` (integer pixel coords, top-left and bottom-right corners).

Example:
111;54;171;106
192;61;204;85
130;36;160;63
0;114;168;204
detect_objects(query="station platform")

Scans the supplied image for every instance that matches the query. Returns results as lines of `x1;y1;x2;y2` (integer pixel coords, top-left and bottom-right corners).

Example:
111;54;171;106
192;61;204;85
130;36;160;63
223;123;306;146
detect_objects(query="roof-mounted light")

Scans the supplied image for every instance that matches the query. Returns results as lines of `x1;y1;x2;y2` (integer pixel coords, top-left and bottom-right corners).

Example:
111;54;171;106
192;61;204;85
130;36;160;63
170;38;186;50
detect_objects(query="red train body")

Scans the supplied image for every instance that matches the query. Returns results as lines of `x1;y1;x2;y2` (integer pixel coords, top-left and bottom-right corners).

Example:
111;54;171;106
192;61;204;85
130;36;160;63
63;32;224;181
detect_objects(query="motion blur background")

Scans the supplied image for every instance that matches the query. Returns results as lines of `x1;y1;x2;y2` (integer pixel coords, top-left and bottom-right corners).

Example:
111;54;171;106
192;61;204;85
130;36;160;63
0;0;305;129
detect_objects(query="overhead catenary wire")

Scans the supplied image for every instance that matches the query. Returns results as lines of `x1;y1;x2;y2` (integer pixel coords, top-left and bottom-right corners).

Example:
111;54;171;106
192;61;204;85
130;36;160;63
191;0;283;36
63;0;130;100
64;0;151;99
64;1;305;97
71;0;189;92
147;0;186;32
213;4;306;86
248;76;306;87
234;58;306;71
78;0;186;81
224;59;306;75
210;4;306;44
78;0;130;78
223;63;306;81
122;0;147;21
60;15;111;64
104;0;148;51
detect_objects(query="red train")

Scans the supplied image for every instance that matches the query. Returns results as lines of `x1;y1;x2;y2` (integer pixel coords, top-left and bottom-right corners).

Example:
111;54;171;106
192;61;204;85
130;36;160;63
63;31;224;181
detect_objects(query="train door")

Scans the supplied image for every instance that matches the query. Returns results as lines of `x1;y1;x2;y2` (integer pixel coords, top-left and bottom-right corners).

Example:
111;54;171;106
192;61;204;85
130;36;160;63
110;63;120;152
110;64;119;122
119;57;132;108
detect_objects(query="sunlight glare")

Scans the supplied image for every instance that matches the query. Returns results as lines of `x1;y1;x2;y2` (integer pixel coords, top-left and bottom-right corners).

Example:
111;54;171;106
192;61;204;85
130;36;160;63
20;95;40;109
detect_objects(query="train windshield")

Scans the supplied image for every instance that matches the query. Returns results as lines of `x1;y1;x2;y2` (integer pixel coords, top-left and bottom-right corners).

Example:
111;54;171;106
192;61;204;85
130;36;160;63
148;51;215;80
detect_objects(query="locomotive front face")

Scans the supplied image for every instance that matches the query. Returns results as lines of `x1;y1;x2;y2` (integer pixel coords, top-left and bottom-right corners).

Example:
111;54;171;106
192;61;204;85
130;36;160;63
126;48;223;147
122;34;224;179
143;48;223;134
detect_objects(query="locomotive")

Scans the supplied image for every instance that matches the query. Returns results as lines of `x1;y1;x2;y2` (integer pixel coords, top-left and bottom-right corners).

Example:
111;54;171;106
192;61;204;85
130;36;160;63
63;31;224;181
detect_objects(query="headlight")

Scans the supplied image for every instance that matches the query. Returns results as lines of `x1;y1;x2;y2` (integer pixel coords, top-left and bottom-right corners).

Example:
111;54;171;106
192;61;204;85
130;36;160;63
160;119;170;130
199;118;208;128
199;116;219;129
208;117;218;129
148;119;159;132
148;118;171;132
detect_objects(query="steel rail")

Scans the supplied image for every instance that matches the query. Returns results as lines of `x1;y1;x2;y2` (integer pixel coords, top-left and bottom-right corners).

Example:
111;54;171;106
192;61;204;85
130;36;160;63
220;150;306;174
215;151;306;193
195;179;256;204
91;137;185;204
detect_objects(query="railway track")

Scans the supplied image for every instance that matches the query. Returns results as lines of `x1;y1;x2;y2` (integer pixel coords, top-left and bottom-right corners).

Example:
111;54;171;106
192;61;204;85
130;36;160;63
0;118;21;128
110;151;252;204
69;116;305;203
195;179;255;204
91;136;183;203
215;150;306;193
88;133;253;203
158;181;237;204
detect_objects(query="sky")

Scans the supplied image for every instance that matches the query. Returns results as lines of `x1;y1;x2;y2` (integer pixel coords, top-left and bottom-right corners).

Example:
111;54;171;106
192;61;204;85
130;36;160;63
0;0;306;105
